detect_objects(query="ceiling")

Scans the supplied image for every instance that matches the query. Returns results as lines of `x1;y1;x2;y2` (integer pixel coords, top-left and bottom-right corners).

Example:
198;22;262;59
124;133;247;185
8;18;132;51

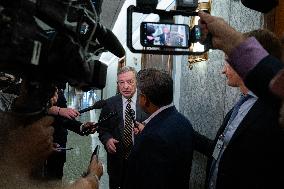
99;0;126;30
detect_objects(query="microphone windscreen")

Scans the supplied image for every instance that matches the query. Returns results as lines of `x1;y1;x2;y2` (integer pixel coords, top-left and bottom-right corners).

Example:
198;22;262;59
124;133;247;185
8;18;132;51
95;23;125;58
241;0;278;13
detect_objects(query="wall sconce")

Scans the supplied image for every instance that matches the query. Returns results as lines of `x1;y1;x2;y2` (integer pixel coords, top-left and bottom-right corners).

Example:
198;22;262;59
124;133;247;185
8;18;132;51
188;0;212;70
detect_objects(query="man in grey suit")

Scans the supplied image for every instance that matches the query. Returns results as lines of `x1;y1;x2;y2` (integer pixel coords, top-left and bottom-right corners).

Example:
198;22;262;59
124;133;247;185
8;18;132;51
98;66;148;189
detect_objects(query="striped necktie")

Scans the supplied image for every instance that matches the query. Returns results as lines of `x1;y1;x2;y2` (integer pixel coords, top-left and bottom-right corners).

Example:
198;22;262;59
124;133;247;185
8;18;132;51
123;98;133;159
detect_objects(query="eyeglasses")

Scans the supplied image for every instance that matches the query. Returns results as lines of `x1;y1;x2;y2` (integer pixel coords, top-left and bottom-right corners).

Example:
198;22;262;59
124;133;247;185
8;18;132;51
117;79;135;86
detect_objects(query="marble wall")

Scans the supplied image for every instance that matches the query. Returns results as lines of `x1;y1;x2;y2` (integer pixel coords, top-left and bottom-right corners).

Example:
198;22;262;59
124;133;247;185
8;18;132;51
178;1;263;188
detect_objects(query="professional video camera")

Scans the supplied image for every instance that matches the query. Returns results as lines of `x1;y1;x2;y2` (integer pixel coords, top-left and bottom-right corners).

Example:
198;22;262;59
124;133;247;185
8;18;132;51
127;0;212;55
0;0;125;114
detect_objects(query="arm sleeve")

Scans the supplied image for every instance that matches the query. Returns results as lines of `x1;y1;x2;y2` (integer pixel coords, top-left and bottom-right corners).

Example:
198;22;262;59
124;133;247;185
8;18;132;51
97;103;113;145
56;116;83;135
193;130;214;158
228;37;284;100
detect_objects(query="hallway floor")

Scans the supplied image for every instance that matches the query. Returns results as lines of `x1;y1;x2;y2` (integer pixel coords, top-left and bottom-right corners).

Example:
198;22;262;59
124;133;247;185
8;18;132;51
62;87;109;189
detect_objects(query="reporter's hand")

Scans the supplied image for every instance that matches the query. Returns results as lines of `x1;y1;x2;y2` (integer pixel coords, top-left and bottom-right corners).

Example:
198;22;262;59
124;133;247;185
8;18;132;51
52;143;61;152
147;36;154;40
133;121;145;135
106;138;119;154
82;122;97;134
198;11;245;55
87;155;103;180
74;155;102;189
59;107;80;119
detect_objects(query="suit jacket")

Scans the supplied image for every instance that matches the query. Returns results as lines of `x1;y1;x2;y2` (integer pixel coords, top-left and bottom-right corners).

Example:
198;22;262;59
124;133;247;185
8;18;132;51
125;106;194;189
195;56;284;188
158;33;169;45
245;55;283;101
98;94;148;181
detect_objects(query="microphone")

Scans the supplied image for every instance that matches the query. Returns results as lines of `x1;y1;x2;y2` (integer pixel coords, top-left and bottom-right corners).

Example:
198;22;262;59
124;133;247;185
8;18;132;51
129;109;138;128
78;99;106;113
95;23;126;58
81;111;118;135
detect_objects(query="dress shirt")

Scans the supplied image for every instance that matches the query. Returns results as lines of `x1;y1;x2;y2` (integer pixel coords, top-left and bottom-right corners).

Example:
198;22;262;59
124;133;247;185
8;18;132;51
209;91;258;189
142;104;173;126
122;91;137;143
122;91;137;120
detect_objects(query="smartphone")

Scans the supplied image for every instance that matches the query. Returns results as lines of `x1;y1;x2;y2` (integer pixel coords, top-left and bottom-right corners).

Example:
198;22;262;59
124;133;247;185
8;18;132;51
140;22;190;48
191;25;202;43
90;145;100;162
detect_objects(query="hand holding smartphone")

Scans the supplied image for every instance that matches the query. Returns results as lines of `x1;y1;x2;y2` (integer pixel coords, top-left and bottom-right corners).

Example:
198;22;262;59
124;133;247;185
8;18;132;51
90;145;100;163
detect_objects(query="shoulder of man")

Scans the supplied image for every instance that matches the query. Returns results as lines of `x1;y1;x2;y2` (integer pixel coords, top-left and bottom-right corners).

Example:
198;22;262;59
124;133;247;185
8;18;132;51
106;94;121;103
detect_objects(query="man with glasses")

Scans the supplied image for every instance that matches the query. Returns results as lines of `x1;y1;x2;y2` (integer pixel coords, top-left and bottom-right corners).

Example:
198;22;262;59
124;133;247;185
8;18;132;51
98;66;148;189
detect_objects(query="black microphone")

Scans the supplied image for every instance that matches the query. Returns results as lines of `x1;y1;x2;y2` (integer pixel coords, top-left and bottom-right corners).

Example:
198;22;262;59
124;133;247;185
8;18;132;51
129;109;138;128
78;99;106;113
95;23;126;58
81;111;118;135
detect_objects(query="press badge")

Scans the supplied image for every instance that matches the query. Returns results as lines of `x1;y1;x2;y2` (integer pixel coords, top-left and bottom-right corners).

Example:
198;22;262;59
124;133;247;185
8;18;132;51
212;135;224;160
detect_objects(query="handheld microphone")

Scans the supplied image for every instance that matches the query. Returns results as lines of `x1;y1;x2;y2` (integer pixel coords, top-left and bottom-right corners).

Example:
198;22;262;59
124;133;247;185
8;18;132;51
78;99;106;113
81;111;117;135
129;109;138;128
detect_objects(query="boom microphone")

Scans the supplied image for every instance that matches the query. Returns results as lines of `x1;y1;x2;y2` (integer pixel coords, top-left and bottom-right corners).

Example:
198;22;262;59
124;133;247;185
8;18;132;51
78;99;106;113
81;111;118;135
95;23;126;58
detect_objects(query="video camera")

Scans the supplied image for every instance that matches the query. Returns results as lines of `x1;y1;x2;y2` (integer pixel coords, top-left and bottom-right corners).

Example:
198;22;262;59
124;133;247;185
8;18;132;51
127;0;212;55
0;0;125;114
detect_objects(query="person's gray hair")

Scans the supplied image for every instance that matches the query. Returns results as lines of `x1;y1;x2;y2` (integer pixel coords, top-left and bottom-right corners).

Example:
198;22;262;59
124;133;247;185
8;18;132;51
117;66;137;78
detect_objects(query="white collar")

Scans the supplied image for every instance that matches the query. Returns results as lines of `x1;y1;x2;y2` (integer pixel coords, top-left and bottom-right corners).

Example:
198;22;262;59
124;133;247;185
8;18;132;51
143;104;173;125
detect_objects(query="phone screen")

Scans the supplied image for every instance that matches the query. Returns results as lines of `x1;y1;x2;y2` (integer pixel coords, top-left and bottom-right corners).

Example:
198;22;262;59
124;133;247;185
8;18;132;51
140;22;189;48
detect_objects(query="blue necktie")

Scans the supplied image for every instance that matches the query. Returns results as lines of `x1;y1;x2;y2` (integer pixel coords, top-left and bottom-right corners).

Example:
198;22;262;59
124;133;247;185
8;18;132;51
227;94;251;126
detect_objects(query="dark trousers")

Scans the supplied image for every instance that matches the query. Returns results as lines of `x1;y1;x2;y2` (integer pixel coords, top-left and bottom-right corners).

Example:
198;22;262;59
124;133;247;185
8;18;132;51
109;159;128;189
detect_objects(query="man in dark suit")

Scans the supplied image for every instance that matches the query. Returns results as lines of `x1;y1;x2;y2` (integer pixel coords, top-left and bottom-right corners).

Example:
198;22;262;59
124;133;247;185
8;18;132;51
124;68;194;189
158;26;170;46
146;24;156;46
194;28;284;189
98;66;148;189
